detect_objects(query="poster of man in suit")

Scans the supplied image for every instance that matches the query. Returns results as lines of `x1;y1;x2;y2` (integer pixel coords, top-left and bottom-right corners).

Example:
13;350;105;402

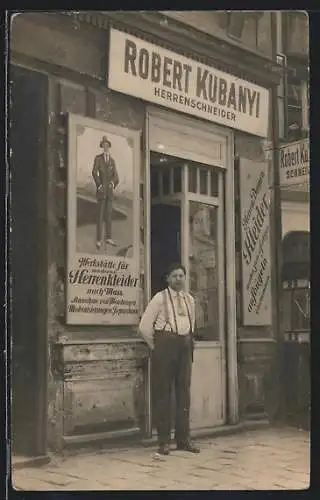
67;114;141;325
75;125;135;256
92;135;119;249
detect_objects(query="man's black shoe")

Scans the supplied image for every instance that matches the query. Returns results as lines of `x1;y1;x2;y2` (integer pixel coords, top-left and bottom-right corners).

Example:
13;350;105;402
176;441;200;453
157;444;170;455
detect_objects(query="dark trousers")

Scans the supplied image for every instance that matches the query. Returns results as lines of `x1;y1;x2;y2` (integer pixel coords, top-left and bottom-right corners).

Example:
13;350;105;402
152;331;193;446
96;196;113;242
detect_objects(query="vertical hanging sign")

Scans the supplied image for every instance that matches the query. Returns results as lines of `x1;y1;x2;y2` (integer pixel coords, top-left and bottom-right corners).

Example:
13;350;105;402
239;158;272;326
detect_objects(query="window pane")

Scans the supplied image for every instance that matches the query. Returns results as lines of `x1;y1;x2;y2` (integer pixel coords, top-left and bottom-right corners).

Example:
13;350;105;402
278;96;285;140
199;168;208;195
227;12;246;38
241;16;258;49
287;81;303;139
150;170;159;198
292;288;310;331
162;167;170;195
286;12;309;56
210;169;219;197
288;105;302;130
173;166;182;193
189;201;219;341
287;81;302;106
188;166;197;193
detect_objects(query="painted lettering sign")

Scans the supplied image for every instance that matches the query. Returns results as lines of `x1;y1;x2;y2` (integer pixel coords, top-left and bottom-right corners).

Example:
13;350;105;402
239;159;272;326
108;29;269;137
279;139;309;186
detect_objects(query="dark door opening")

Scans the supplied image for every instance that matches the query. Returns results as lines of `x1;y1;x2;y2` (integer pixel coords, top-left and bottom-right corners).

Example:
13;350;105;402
150;202;181;430
11;65;48;456
150;156;182;430
151;203;181;297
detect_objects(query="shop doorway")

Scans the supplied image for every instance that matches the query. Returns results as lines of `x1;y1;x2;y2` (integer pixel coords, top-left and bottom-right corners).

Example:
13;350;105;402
149;142;228;431
151;202;181;296
10;65;48;456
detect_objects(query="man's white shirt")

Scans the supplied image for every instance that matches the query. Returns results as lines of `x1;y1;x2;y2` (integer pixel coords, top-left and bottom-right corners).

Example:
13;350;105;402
139;288;195;347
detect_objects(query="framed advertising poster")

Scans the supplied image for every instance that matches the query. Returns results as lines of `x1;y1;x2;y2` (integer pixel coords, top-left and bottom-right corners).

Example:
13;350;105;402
67;114;141;325
239;158;272;326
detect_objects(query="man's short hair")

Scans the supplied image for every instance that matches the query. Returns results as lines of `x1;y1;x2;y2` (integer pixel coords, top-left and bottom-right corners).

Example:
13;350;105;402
165;262;186;277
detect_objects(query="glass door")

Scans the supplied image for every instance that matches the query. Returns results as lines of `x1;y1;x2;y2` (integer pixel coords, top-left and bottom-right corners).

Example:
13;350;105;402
148;149;226;430
182;160;227;428
184;162;225;345
145;107;235;434
189;202;219;341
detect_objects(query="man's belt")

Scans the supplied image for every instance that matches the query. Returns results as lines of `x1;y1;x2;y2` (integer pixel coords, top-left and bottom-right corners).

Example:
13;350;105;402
154;329;191;336
154;329;176;335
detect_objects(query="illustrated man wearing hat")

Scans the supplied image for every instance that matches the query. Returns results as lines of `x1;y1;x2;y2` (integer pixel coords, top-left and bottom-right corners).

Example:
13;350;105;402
92;135;119;250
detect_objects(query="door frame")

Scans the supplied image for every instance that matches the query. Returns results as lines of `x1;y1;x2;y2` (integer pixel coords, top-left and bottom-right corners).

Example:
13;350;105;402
144;107;238;433
10;63;49;455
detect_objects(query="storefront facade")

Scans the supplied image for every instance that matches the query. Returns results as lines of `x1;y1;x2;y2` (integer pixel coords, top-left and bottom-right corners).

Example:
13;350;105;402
10;11;282;455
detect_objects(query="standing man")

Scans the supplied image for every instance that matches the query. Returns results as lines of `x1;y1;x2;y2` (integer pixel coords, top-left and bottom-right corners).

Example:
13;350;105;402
92;136;119;250
139;263;200;456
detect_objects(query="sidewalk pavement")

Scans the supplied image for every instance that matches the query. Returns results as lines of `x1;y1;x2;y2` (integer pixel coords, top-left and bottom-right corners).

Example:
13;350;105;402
11;426;310;491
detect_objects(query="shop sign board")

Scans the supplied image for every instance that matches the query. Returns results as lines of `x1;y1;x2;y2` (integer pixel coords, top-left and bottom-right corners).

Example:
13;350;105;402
239;158;272;326
108;28;270;138
279;139;309;186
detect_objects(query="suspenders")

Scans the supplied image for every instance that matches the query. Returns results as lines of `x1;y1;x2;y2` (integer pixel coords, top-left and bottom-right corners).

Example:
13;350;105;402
163;288;193;334
162;289;171;332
